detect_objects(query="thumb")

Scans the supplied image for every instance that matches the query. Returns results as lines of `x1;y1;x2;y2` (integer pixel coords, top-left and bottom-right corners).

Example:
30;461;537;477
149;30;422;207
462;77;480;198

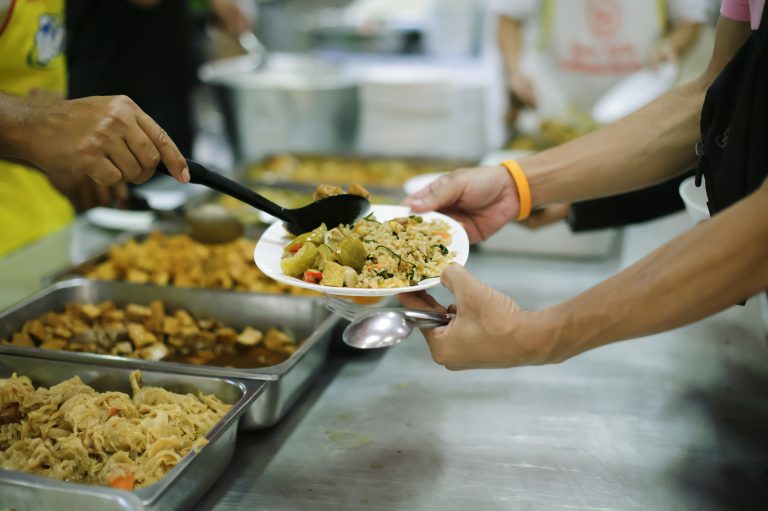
403;173;464;213
440;264;481;310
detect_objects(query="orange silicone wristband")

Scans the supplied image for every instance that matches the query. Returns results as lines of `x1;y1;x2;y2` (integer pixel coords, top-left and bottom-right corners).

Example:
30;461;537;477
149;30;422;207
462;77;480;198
502;160;532;221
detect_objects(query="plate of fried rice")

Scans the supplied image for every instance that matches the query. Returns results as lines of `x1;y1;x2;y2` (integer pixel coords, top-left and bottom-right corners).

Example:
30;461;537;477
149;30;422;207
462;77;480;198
254;205;469;296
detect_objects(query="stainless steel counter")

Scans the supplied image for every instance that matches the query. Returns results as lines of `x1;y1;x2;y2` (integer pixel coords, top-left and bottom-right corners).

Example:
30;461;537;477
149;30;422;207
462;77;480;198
2;213;767;510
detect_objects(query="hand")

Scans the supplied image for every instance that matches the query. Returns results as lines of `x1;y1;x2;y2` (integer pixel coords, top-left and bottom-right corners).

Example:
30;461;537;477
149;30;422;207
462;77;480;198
649;39;677;69
210;0;252;38
403;166;520;243
398;264;559;370
23;95;189;186
508;71;537;109
521;203;571;229
48;171;129;212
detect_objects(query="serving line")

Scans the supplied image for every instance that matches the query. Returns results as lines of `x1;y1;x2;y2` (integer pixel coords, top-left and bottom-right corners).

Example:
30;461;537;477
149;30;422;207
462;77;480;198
2;208;767;510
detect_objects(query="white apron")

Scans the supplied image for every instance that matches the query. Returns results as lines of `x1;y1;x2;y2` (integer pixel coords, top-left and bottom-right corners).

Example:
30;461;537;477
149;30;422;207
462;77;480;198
537;0;667;116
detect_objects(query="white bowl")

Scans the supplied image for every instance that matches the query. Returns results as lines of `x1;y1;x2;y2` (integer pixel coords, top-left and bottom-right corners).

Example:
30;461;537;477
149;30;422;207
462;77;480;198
678;176;710;224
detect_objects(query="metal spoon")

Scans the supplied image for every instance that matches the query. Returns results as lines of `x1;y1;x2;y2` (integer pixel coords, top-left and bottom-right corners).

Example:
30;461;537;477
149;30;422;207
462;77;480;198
158;159;370;235
342;309;454;349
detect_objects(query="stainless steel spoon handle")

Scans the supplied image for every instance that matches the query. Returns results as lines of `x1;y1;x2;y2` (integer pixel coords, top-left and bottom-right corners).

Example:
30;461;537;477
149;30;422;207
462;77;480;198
404;310;454;328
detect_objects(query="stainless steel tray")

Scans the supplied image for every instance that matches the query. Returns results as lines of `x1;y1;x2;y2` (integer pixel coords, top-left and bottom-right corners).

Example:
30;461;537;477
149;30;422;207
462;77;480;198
240;152;477;195
0;351;262;511
0;472;144;511
0;279;338;429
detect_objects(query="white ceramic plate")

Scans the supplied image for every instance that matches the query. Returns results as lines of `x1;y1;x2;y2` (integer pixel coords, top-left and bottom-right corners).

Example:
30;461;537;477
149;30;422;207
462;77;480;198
254;205;469;296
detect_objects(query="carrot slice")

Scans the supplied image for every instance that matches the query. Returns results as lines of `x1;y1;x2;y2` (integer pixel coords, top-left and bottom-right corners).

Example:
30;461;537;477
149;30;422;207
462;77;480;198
108;406;120;418
109;473;135;490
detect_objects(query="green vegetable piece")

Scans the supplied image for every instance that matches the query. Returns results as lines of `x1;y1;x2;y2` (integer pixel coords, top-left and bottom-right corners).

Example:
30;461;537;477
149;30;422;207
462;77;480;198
284;224;327;253
432;243;449;255
316;244;337;271
281;242;319;277
338;237;366;271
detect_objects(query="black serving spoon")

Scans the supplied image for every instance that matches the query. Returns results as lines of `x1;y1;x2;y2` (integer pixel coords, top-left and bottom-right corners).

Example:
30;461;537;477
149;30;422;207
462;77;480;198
158;159;371;235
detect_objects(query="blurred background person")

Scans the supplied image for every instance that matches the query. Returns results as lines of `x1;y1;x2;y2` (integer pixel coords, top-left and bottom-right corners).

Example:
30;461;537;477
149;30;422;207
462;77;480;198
66;0;252;158
0;0;75;255
489;0;711;127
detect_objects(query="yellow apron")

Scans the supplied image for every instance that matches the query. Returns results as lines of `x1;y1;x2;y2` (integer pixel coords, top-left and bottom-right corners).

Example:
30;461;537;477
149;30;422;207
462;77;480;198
0;0;74;256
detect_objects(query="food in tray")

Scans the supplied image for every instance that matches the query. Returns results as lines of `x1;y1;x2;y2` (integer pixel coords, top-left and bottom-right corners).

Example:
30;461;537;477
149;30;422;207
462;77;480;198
217;183;384;226
84;232;316;295
313;183;371;201
0;370;230;490
249;153;465;187
507;119;595;151
280;214;455;288
0;301;298;368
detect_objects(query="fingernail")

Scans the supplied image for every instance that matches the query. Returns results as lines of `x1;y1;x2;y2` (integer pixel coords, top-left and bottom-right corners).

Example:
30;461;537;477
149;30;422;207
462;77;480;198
410;198;425;208
181;167;190;183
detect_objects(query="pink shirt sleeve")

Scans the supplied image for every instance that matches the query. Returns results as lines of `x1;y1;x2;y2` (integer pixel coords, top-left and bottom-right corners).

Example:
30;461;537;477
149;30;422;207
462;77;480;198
721;0;752;22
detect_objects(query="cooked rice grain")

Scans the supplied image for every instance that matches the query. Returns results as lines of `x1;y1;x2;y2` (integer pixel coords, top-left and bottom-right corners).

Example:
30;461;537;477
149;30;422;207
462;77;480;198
350;215;455;288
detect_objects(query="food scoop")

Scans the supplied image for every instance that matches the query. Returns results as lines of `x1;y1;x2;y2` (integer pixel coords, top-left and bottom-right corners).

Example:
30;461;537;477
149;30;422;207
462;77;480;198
158;159;370;235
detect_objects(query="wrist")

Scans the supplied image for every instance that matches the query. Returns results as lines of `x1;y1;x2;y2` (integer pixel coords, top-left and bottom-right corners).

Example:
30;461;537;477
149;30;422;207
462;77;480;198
523;307;574;364
0;95;35;161
501;160;532;221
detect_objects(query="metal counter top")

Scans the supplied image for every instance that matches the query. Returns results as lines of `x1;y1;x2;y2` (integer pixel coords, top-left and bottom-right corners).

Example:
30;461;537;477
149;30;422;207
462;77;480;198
1;213;766;510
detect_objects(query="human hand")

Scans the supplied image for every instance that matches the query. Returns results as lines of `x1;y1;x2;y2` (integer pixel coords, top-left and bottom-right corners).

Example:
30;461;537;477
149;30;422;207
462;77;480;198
210;0;252;38
48;171;129;212
521;203;571;229
508;71;537;109
649;39;677;69
398;264;560;370
403;166;520;243
23;95;189;187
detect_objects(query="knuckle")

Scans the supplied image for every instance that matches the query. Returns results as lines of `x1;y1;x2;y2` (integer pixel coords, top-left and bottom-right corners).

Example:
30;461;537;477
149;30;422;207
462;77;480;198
104;172;121;186
114;94;134;108
155;128;170;146
132;169;154;185
147;151;161;168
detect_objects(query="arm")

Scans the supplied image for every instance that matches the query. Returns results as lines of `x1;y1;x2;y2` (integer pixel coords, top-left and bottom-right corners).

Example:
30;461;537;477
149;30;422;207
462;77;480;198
0;93;188;185
405;16;750;243
547;180;768;360
650;21;702;67
401;178;768;370
523;16;749;207
498;15;536;108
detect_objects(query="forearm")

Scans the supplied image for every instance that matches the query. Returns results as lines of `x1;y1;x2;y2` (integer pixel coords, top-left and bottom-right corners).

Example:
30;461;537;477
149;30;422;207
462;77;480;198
522;81;703;207
0;93;35;163
498;15;525;76
664;21;701;57
519;17;750;208
543;181;768;360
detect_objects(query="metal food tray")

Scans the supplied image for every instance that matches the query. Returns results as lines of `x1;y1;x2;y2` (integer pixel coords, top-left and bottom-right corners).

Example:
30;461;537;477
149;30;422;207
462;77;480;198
0;351;262;511
0;279;339;429
240;152;478;195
